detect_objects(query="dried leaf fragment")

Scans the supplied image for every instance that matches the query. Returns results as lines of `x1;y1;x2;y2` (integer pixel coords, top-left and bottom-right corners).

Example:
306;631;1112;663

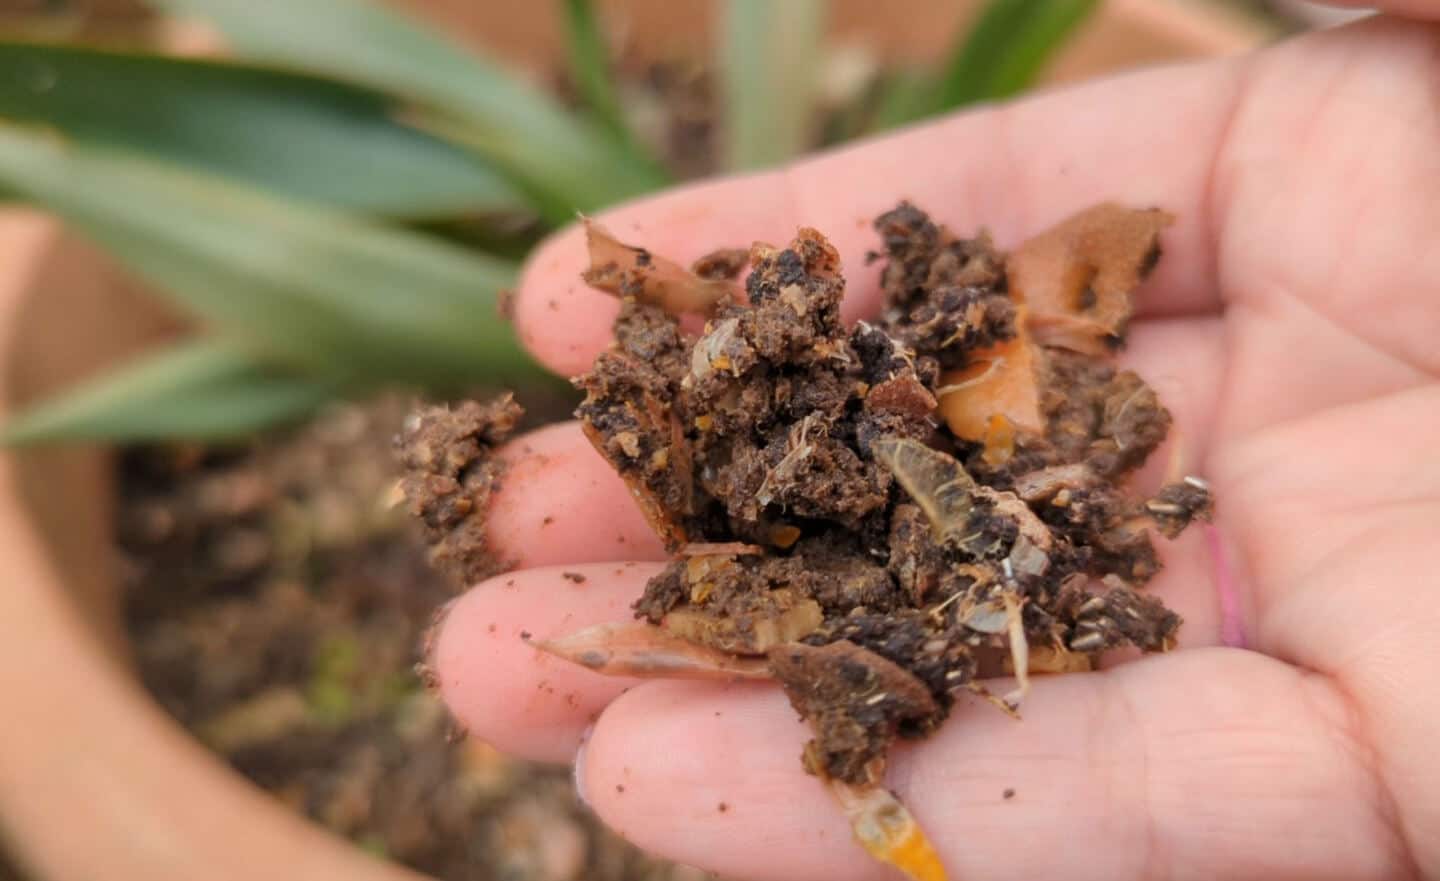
583;219;735;314
871;437;978;546
875;438;1054;576
831;781;948;881
1009;203;1172;355
1012;463;1096;503
691;247;750;280
663;594;824;655
976;484;1054;558
1012;645;1094;674
958;595;1010;634
1002;590;1029;706
536;622;772;680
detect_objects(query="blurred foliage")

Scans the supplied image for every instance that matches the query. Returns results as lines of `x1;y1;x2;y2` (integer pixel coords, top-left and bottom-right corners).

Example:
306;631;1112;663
719;0;825;172
0;0;1095;444
0;43;526;214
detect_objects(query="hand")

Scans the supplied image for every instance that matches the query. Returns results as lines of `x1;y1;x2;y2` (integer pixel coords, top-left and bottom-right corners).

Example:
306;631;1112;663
428;13;1440;880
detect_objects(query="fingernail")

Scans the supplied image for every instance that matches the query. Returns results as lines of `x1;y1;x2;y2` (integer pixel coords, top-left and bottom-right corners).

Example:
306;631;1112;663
572;723;596;807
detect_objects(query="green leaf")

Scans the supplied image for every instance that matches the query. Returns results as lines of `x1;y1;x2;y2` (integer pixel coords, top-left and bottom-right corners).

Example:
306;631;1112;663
867;69;937;133
0;126;540;389
0;41;525;218
932;0;1097;111
980;0;1098;100
151;0;669;218
718;0;825;171
561;0;627;146
558;0;667;184
1;340;335;444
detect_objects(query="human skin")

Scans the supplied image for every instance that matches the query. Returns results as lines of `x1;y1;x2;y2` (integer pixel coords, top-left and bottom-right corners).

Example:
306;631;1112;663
430;10;1440;880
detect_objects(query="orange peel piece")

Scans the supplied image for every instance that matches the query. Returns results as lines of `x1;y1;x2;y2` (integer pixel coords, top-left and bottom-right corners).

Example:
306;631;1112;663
830;781;948;881
980;413;1016;467
1008;203;1173;354
935;311;1045;443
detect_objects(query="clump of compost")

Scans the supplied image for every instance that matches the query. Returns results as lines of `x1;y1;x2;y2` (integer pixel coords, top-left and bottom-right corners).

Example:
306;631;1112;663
412;202;1210;881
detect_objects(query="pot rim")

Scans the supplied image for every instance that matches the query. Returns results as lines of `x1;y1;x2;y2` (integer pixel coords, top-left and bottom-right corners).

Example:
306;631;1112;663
0;214;425;881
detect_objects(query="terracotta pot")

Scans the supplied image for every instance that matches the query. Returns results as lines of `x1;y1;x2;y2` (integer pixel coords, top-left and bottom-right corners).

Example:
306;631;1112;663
0;3;1266;879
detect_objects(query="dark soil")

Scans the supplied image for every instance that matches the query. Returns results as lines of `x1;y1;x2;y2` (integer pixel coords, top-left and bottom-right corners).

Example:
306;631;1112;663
119;398;699;881
479;200;1214;878
396;393;524;587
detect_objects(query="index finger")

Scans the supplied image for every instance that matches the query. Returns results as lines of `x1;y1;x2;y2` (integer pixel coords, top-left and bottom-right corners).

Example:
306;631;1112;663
514;53;1245;377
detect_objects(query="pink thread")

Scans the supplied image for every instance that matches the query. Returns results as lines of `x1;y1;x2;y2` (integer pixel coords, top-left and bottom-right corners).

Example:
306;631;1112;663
1206;524;1247;648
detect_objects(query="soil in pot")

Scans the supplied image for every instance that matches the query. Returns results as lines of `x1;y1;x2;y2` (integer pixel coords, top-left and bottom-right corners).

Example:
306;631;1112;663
118;392;705;881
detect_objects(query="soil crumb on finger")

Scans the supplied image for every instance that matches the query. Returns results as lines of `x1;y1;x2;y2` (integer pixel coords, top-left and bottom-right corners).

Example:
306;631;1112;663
395;394;524;585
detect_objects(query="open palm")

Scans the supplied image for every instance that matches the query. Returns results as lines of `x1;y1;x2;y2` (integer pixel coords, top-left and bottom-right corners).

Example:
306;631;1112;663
430;14;1440;880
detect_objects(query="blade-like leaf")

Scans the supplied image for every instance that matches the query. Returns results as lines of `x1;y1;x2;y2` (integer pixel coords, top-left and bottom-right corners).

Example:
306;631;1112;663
980;0;1098;101
151;0;669;218
933;0;1035;110
0;126;540;389
867;69;936;133
1;339;335;444
718;0;825;171
561;0;630;147
933;0;1097;111
0;41;525;217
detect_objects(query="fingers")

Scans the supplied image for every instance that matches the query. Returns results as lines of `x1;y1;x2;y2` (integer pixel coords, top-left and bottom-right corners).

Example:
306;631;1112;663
1208;383;1440;872
432;544;1229;767
1212;383;1440;663
516;56;1246;377
489;422;667;568
579;650;1404;881
1206;16;1440;440
431;561;665;762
